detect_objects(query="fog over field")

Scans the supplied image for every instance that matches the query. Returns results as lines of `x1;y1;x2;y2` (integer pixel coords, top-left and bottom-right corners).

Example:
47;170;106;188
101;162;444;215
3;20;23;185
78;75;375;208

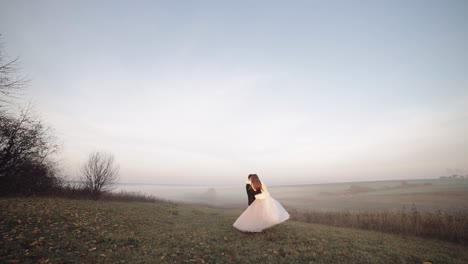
116;178;468;213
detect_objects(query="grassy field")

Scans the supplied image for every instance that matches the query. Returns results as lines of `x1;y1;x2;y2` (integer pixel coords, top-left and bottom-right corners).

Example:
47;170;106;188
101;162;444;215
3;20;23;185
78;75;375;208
1;198;468;263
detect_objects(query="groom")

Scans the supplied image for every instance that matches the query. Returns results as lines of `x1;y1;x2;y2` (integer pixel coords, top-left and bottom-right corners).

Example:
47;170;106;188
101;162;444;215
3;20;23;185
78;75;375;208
246;174;255;206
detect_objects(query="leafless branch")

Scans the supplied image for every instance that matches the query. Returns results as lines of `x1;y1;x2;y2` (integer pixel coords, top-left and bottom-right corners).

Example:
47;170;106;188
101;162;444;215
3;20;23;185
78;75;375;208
0;38;28;107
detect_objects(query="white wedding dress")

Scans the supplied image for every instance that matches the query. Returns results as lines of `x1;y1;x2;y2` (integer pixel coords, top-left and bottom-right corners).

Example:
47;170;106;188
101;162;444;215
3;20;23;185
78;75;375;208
233;182;290;232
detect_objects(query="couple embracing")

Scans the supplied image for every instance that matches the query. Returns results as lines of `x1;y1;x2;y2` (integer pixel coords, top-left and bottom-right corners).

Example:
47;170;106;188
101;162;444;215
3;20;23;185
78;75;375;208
233;174;290;232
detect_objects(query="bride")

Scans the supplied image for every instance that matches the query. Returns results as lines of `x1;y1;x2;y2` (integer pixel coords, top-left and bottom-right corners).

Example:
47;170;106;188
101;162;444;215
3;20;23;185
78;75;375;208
233;174;290;232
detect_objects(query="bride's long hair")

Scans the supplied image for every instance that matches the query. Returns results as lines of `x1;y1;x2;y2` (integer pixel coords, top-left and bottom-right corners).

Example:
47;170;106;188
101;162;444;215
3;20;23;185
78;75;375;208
250;174;262;191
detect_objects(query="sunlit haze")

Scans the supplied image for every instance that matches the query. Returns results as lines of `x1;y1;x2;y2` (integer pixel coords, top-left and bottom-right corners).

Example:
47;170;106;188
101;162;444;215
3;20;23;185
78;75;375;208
1;1;467;185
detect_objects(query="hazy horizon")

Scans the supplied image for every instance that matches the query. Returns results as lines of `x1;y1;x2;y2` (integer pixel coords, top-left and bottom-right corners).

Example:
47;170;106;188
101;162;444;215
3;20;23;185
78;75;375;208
1;1;467;185
111;177;468;213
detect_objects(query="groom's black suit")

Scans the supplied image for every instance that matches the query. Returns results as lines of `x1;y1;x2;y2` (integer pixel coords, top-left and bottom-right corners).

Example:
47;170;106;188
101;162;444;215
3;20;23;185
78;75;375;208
246;184;261;206
246;184;255;206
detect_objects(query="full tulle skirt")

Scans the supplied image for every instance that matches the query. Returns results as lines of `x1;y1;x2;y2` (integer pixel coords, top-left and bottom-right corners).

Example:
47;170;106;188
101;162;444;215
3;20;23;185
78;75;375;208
233;197;290;232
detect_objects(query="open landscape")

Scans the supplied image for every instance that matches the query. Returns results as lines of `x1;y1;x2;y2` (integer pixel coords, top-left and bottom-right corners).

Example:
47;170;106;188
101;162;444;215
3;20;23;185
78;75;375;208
113;177;468;245
1;1;468;263
2;198;468;264
2;177;467;263
116;177;468;213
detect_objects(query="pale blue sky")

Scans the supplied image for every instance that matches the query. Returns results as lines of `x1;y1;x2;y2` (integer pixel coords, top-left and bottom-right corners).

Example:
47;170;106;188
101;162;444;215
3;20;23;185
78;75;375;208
1;0;467;185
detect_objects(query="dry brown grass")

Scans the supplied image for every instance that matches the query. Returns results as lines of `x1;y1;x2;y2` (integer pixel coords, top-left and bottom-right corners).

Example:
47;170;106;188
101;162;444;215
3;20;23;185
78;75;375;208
34;185;169;203
290;205;468;243
100;190;170;203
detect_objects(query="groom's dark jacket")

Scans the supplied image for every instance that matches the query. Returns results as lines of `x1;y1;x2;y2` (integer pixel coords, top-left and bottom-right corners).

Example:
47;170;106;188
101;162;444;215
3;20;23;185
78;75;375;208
246;184;256;206
246;184;262;206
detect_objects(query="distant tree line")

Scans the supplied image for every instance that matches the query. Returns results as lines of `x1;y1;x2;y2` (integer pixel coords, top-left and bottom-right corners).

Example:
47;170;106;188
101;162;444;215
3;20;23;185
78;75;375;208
439;175;468;179
0;36;119;199
439;168;468;179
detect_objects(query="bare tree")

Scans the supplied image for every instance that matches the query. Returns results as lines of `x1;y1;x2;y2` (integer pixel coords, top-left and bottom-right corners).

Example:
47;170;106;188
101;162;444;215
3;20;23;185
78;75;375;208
80;151;119;200
0;105;58;175
0;105;59;195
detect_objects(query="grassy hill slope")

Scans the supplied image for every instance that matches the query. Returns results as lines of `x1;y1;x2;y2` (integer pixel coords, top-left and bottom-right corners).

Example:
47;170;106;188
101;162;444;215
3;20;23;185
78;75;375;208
1;198;467;263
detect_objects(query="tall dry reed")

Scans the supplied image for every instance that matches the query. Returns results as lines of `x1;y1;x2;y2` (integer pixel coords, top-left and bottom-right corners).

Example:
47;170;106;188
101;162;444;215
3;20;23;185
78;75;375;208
289;205;468;243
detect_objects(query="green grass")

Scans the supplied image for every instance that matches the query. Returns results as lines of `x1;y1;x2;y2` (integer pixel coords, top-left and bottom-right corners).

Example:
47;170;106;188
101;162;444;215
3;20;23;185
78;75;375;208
1;198;468;263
